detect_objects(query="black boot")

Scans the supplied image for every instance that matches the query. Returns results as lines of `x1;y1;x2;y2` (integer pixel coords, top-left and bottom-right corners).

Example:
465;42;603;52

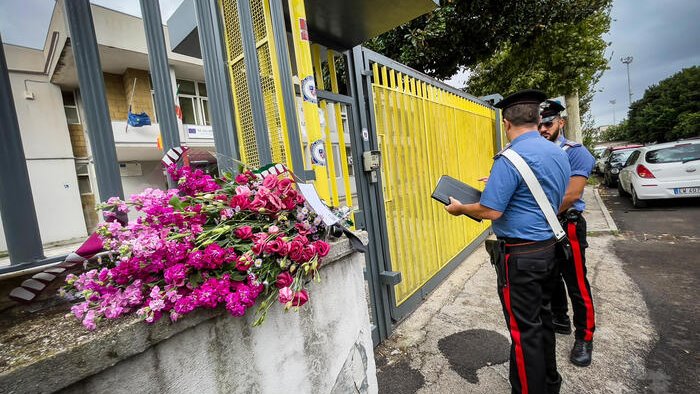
570;339;593;367
552;315;572;335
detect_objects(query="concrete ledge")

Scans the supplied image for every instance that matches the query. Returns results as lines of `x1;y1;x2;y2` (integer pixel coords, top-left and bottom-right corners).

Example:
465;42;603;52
593;187;619;233
0;233;374;394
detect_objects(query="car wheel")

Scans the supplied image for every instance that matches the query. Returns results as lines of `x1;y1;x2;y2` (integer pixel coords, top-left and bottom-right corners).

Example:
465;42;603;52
618;180;628;196
631;187;647;208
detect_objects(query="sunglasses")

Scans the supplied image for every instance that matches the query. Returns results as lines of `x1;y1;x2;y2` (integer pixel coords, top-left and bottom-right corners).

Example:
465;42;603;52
538;121;554;128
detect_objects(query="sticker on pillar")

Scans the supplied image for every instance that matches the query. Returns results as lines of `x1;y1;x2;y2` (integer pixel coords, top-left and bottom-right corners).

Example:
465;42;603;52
362;128;370;142
299;18;309;41
310;139;326;165
301;76;317;104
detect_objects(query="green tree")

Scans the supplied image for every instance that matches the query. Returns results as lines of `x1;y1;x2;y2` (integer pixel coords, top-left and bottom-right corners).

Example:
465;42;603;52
599;120;630;142
466;9;611;141
367;0;611;80
626;66;700;143
367;0;612;142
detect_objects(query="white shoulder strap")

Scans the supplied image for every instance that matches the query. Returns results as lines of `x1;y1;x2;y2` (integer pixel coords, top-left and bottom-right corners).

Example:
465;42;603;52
500;149;566;240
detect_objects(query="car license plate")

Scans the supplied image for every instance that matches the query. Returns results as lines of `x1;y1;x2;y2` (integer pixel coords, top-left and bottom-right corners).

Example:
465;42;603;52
675;187;700;195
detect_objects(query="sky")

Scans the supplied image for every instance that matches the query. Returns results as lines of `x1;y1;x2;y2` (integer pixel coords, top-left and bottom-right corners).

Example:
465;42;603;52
2;0;699;128
446;0;700;127
0;0;184;49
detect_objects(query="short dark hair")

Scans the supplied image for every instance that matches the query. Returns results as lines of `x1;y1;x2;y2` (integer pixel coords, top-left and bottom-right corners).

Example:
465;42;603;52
503;103;540;126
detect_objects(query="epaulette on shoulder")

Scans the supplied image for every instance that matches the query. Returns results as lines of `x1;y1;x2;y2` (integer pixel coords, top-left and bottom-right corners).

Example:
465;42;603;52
561;141;582;151
494;143;512;159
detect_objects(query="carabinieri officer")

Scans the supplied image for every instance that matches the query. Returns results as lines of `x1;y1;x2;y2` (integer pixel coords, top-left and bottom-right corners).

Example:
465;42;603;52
445;90;571;393
539;100;597;367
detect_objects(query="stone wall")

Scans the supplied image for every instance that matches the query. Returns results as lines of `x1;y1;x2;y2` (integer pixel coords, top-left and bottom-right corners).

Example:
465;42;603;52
0;236;377;394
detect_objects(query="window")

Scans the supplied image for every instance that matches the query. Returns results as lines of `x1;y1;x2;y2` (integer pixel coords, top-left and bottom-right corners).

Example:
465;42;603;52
62;90;80;124
624;150;641;167
646;144;700;164
610;150;634;165
176;79;210;126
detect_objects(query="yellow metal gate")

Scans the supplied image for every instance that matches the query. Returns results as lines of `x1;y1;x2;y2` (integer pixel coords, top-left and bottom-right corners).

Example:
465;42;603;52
368;57;497;307
219;0;292;169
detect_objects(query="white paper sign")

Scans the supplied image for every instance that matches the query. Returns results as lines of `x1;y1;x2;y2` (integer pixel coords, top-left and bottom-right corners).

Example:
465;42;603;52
296;183;339;227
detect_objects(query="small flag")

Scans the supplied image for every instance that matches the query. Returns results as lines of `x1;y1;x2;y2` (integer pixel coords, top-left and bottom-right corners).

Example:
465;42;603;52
161;146;190;167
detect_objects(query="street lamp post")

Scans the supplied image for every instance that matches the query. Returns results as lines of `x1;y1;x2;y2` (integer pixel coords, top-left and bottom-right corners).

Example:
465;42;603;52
621;56;634;107
609;99;616;124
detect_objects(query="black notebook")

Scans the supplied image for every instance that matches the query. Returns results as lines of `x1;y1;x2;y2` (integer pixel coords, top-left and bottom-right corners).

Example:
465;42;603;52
431;175;483;222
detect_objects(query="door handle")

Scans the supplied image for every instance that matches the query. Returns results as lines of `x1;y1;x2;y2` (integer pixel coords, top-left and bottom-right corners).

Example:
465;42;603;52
686;167;696;172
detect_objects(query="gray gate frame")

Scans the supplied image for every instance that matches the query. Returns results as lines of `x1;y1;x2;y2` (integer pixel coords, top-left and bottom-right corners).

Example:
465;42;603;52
345;47;500;344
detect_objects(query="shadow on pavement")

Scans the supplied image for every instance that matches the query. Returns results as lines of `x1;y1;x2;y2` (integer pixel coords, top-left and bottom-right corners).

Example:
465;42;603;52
438;329;510;384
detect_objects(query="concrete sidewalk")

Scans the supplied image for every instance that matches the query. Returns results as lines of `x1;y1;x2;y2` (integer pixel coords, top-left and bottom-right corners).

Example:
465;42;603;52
376;185;656;393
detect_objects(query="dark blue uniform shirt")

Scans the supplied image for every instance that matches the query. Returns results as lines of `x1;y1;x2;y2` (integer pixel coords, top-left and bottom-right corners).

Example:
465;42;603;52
481;131;571;241
556;136;596;212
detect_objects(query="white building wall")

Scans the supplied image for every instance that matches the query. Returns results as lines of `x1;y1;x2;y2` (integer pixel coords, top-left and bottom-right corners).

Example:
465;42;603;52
0;71;87;253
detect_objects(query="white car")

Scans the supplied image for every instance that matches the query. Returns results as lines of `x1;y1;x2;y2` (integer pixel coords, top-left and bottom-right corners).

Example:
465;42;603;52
618;140;700;207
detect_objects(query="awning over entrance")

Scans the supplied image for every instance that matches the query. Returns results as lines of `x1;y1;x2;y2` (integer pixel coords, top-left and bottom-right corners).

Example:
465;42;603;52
167;0;439;57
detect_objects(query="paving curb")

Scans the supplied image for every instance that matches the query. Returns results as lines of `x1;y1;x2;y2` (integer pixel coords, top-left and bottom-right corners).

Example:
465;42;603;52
593;187;619;233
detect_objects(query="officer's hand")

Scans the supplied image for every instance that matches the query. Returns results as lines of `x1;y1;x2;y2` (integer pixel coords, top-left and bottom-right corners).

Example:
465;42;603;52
445;197;464;216
478;177;489;183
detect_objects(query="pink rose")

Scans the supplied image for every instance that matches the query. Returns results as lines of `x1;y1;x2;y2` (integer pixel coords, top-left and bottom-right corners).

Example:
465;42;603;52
235;173;249;185
278;287;294;304
235;185;252;197
292;290;309;307
262;174;278;189
234;225;254;240
264;239;286;255
230;195;251;210
314;240;330;257
275;271;294;288
288;240;305;262
302;244;317;261
250;197;266;211
252;239;266;255
282;197;297;210
278;178;293;194
236;254;253;271
294;234;310;245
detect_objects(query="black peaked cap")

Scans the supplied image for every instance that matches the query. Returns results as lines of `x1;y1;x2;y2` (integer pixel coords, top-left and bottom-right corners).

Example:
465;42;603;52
494;89;548;110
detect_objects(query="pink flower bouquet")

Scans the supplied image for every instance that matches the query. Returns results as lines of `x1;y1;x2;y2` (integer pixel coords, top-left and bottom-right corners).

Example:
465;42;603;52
64;166;331;330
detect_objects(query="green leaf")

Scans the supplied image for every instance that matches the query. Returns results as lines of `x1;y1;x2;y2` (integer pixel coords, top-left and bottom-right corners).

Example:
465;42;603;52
169;196;184;210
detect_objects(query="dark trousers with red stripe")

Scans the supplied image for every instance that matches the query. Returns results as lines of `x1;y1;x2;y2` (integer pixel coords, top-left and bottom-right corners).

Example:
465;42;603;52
498;239;562;394
552;215;596;341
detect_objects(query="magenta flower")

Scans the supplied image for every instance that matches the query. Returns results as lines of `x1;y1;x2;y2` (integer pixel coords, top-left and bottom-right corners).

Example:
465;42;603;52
64;164;328;330
164;264;188;287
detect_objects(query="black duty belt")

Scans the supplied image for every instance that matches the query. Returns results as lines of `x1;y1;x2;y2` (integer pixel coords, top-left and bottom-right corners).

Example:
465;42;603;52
498;237;558;254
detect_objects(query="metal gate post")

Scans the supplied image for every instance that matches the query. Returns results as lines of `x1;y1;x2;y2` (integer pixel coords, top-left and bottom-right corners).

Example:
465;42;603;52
236;0;272;166
0;34;45;265
140;0;181;187
64;0;124;203
194;0;241;173
347;47;394;343
268;0;307;179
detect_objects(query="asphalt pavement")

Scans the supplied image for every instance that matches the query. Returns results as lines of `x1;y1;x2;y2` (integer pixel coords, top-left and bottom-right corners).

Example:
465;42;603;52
375;185;656;393
598;182;700;393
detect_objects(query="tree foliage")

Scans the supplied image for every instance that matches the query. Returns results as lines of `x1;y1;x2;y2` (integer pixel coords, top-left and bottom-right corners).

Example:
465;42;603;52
366;0;612;80
599;120;630;142
466;8;611;98
625;66;700;143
